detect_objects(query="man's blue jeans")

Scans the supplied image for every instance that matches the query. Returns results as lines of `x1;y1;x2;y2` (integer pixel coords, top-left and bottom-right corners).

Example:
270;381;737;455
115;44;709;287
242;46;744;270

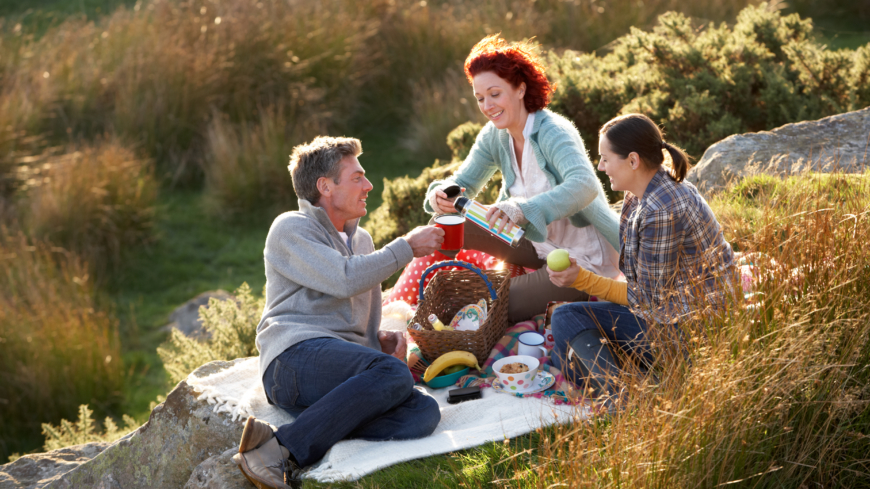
551;302;657;385
262;337;441;467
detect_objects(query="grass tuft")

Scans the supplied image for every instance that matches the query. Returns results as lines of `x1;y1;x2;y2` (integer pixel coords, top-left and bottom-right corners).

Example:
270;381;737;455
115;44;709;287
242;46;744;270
20;139;157;279
0;228;122;460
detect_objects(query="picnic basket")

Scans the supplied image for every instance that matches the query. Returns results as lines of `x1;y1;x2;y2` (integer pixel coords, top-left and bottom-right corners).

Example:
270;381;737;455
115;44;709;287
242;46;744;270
408;260;511;364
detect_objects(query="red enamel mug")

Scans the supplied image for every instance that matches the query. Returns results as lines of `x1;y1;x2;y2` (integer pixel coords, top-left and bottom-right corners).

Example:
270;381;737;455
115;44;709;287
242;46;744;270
433;215;465;251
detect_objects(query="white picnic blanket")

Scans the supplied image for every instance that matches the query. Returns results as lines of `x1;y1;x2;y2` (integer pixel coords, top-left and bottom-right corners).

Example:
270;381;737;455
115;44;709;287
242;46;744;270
187;356;586;483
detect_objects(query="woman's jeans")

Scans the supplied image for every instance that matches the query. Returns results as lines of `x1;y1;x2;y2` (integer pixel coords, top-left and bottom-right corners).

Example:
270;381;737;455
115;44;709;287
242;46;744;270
262;337;441;467
551;302;660;386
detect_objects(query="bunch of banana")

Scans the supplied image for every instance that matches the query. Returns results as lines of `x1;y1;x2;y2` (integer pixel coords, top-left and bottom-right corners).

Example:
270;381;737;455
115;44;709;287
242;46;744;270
423;351;482;383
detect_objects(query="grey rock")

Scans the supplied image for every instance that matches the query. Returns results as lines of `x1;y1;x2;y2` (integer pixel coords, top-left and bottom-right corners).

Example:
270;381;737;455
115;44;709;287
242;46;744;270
686;107;870;194
183;447;249;489
0;360;248;489
0;443;112;489
163;290;234;338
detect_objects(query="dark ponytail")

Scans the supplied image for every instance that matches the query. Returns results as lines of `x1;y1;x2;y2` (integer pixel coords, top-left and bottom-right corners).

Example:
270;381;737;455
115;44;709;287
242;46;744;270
662;141;690;183
600;114;691;183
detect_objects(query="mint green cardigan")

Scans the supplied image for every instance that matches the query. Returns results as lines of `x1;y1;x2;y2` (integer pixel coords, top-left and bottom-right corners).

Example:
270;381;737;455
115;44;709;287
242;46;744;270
424;109;620;251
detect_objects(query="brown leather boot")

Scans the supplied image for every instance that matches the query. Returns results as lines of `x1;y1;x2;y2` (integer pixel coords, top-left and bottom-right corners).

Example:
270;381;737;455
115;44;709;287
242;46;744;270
239;416;275;453
232;437;296;489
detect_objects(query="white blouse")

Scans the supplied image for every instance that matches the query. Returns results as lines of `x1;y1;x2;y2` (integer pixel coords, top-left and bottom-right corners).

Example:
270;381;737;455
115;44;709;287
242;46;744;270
507;112;621;279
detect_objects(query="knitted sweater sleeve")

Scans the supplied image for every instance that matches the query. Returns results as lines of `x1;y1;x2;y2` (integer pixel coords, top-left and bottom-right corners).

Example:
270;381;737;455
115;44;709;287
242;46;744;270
265;219;413;299
515;119;602;243
424;123;500;214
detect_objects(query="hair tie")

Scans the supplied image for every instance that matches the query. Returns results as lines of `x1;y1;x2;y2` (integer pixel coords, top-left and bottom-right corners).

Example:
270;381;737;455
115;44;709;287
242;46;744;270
661;141;668;150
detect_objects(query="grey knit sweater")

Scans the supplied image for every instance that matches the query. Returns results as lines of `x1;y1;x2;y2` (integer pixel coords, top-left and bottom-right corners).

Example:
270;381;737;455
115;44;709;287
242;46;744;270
256;199;415;380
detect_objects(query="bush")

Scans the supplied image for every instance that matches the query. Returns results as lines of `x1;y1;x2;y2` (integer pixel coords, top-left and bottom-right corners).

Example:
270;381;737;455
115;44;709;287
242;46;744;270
41;404;138;453
445;121;484;162
157;283;263;384
547;5;870;159
0;229;122;461
20;140;157;277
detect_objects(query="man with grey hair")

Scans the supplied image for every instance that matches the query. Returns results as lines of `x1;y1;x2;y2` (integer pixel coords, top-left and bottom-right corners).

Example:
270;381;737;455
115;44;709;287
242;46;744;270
233;136;445;488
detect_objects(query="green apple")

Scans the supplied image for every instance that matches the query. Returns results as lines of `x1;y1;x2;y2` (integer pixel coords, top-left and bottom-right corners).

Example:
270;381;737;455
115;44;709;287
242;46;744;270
438;364;466;376
547;249;571;272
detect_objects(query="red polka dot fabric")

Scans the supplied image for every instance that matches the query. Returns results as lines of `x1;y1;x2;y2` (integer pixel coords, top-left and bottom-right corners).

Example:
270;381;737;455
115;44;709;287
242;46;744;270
384;249;504;306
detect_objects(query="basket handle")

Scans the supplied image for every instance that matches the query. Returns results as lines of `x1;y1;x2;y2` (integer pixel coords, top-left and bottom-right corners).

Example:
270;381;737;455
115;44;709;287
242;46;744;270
418;260;498;303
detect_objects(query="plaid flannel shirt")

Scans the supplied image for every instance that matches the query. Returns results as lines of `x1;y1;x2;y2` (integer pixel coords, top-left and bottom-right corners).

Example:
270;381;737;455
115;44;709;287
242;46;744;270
619;169;737;324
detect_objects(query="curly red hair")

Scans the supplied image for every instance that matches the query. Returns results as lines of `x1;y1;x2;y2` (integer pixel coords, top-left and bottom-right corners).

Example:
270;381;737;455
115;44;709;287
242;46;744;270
464;35;554;113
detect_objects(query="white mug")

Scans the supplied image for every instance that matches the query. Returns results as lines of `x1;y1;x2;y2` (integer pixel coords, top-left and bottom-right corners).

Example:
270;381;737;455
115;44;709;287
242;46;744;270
517;332;548;358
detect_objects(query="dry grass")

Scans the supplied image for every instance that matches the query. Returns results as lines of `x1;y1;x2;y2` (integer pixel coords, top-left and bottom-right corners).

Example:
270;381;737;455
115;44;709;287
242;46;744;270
466;172;870;488
0;0;757;204
20;139;157;278
0;228;122;460
401;68;488;163
202;104;322;215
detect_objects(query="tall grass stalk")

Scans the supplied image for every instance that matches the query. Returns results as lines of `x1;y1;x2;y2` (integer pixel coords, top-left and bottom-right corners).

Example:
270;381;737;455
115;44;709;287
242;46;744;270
0;0;756;188
401;68;487;164
477;172;870;488
0;229;122;461
21;139;156;278
202;105;322;216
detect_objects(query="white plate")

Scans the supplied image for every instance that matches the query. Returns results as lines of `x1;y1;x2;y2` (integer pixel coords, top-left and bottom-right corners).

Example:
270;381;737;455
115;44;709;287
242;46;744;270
493;370;555;395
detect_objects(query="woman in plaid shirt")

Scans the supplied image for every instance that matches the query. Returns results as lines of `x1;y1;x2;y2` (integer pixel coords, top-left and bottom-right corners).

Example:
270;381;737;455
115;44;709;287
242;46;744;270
547;113;737;403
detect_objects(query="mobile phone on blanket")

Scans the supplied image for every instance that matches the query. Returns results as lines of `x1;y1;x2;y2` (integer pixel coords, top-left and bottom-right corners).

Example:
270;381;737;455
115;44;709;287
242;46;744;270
447;386;482;404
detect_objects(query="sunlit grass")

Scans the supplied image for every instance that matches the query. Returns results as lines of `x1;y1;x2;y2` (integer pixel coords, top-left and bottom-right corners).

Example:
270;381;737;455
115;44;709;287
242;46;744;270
20;139;157;280
0;229;122;461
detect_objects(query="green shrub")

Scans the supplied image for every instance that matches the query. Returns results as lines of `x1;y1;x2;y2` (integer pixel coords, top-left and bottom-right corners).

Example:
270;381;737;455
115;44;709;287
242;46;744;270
446;121;484;162
41;404;138;453
0;229;122;461
547;5;870;159
21;140;157;277
157;283;263;384
368;160;459;250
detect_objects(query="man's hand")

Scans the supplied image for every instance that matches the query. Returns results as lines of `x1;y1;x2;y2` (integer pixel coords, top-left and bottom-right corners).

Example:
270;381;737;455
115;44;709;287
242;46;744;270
547;257;581;288
432;186;465;214
404;226;444;257
378;331;407;361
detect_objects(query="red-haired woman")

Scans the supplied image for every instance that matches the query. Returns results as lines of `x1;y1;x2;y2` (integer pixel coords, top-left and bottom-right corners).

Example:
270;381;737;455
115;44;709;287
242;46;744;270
424;35;621;323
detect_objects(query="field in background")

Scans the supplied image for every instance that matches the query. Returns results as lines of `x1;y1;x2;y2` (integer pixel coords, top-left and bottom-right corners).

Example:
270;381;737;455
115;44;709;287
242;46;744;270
0;0;868;474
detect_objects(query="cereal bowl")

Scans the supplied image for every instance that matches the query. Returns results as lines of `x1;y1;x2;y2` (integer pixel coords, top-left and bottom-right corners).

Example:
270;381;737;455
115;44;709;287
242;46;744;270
492;355;540;392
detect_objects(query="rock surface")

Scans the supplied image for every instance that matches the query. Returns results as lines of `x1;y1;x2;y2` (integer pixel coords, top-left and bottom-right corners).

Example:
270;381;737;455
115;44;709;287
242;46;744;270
686;107;870;193
162;290;234;338
183;448;249;489
0;360;247;489
0;443;112;489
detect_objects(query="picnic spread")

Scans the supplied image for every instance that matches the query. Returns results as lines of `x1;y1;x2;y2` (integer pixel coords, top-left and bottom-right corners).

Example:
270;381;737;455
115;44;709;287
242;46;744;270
188;261;592;483
187;314;588;483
